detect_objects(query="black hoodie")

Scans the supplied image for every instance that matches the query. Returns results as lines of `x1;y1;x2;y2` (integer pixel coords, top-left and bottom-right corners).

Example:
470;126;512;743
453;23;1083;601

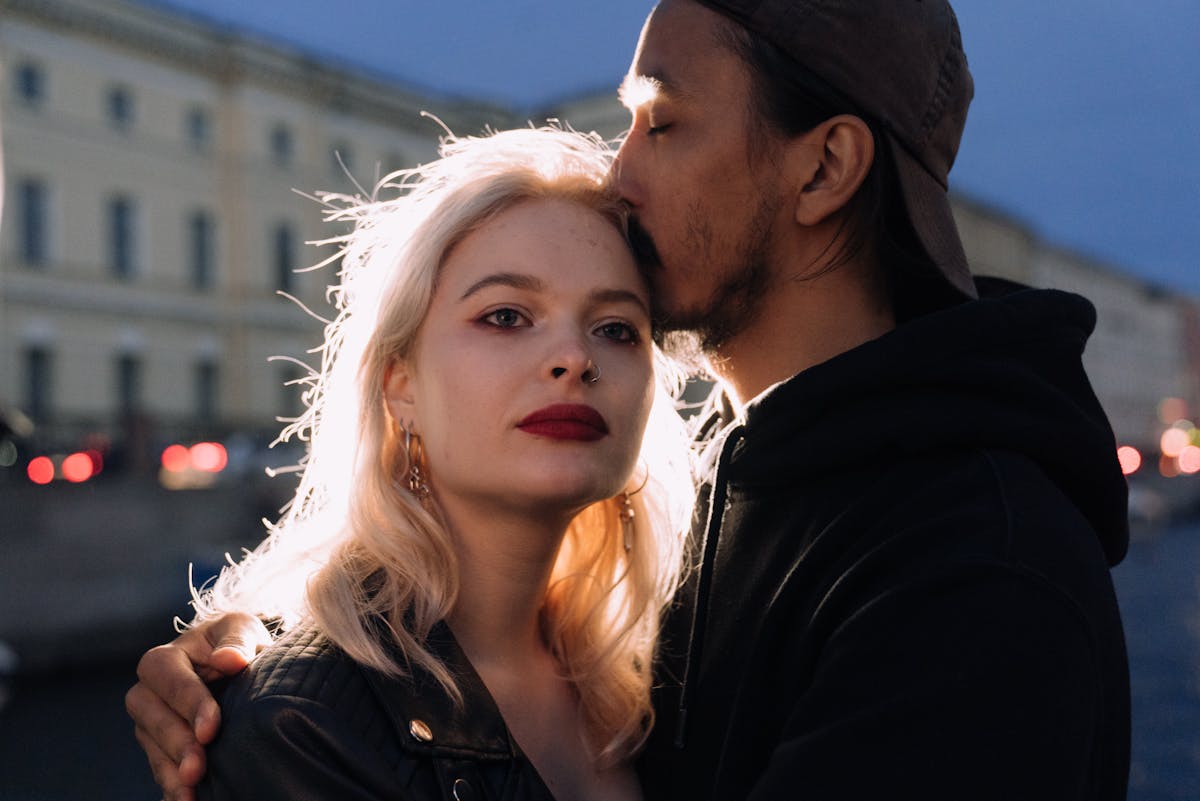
640;279;1131;800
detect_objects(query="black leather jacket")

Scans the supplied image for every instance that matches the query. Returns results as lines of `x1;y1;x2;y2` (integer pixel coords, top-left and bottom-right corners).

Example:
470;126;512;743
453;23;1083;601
198;623;557;801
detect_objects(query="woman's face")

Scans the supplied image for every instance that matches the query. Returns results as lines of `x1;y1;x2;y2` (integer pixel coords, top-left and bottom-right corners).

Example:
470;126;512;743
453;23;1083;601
386;197;655;520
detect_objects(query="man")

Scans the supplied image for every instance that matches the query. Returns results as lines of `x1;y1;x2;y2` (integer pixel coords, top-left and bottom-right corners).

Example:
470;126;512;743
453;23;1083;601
127;1;1131;799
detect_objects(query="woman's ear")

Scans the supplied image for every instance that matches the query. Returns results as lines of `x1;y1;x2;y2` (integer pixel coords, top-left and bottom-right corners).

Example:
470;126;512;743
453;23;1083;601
383;359;417;427
790;114;875;227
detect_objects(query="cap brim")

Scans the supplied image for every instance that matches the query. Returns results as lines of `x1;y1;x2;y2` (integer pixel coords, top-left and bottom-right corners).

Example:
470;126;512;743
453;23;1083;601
887;135;977;299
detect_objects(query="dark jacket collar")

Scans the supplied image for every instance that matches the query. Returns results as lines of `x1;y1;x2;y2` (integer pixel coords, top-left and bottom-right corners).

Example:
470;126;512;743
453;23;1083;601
360;621;516;760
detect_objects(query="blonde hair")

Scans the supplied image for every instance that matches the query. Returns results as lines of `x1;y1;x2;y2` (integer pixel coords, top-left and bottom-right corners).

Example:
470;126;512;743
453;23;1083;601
193;126;695;765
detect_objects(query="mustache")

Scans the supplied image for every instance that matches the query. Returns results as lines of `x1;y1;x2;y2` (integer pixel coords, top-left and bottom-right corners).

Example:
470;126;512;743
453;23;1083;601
627;216;662;274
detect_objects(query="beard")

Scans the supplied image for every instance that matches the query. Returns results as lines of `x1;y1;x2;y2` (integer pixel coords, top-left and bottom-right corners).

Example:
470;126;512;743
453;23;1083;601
629;194;776;359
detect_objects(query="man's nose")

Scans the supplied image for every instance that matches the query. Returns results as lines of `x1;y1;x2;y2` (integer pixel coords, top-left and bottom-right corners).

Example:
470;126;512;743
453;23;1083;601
612;136;642;207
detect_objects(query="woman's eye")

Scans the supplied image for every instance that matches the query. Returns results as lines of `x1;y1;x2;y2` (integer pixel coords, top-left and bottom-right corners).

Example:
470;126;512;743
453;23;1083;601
647;123;671;137
482;307;528;328
596;321;640;343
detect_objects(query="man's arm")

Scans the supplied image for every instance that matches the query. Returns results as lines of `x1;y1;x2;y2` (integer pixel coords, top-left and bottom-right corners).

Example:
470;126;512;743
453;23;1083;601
125;613;272;801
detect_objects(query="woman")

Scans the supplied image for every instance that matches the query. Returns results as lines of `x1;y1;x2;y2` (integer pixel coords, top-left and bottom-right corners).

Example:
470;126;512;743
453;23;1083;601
191;127;694;801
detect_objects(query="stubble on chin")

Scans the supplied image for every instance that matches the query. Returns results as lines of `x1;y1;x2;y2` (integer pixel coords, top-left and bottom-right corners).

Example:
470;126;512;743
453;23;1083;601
630;196;776;365
666;198;775;356
643;260;769;372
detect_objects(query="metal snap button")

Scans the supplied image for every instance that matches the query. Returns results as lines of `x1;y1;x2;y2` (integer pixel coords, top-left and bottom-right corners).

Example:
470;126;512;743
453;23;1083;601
408;718;433;742
452;778;476;801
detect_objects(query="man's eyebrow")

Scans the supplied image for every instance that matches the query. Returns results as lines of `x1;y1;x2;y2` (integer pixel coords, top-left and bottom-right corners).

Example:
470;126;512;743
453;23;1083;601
459;272;545;301
589;288;651;318
618;73;667;110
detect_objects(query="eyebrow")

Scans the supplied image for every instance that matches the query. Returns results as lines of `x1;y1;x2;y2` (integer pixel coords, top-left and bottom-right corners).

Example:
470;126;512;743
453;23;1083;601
618;72;667;111
459;272;545;300
588;288;651;318
459;272;650;317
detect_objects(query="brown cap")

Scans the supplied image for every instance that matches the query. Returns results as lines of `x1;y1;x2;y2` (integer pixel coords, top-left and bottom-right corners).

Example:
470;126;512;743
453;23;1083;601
695;0;977;298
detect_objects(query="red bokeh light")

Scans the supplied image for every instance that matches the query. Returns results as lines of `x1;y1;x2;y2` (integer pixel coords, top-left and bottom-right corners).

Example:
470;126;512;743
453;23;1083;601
190;442;228;473
1116;446;1142;476
1161;428;1190;458
61;452;95;483
27;456;54;485
1161;453;1182;478
1180;446;1200;475
161;444;191;472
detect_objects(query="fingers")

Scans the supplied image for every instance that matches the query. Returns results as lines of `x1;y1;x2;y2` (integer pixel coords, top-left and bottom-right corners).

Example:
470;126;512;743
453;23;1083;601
205;612;273;678
134;640;223;745
126;613;273;796
134;614;270;744
129;686;201;801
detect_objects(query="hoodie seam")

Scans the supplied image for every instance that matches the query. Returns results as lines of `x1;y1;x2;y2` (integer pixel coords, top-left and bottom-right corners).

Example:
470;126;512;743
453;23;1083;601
980;449;1017;561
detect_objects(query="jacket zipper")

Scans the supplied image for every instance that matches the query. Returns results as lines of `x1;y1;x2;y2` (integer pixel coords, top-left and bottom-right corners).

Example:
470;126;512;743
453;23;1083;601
675;423;744;748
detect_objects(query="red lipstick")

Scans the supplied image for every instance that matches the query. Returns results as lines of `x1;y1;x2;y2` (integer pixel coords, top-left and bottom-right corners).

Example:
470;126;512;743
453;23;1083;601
517;404;609;442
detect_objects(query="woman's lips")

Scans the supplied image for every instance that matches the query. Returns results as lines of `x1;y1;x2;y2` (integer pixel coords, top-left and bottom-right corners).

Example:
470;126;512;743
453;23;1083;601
517;404;609;442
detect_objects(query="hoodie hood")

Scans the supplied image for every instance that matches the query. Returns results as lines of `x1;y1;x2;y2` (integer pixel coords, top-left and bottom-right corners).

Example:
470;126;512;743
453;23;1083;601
731;278;1129;566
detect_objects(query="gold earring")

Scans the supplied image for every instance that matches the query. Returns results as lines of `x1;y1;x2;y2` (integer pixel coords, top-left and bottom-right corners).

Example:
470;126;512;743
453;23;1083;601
400;422;431;500
620;469;650;553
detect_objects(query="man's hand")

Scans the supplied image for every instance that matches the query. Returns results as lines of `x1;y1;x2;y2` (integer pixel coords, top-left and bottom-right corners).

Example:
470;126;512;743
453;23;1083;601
125;613;272;801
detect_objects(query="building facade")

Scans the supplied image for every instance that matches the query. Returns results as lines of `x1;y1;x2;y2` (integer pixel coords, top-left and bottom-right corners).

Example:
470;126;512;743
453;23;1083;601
0;0;514;466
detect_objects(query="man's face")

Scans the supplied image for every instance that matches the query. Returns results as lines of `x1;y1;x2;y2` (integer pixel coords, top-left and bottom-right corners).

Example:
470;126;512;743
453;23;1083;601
614;0;788;349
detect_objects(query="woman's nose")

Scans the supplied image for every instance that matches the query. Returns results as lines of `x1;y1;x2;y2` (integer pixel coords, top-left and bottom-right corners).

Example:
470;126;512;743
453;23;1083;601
551;361;600;383
549;339;596;383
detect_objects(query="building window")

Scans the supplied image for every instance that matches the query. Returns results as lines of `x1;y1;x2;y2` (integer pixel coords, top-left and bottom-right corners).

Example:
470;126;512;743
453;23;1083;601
189;211;215;290
273;223;296;293
14;61;45;107
18;179;48;267
106;85;135;131
108;196;138;278
116;353;142;415
24;346;52;422
185;106;211;151
195;361;218;422
269;123;293;166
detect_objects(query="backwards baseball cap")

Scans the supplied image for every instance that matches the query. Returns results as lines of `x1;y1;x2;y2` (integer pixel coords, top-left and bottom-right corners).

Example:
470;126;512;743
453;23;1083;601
694;0;977;298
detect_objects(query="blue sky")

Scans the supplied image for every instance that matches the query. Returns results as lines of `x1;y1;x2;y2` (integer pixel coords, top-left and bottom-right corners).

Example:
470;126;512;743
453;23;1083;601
149;0;1200;295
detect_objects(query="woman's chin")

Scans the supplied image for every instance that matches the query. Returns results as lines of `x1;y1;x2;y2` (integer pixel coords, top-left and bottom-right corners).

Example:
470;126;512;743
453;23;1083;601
435;458;633;520
505;474;624;515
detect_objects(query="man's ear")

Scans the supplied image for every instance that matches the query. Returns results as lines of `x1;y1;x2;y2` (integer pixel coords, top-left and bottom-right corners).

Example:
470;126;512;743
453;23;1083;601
790;114;875;227
383;359;417;427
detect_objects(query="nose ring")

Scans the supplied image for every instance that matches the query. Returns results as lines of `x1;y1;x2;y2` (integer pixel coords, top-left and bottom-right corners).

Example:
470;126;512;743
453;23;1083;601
583;360;601;384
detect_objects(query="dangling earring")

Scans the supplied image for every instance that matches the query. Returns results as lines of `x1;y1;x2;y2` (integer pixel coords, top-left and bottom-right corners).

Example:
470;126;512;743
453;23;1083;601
620;469;650;553
399;421;431;500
